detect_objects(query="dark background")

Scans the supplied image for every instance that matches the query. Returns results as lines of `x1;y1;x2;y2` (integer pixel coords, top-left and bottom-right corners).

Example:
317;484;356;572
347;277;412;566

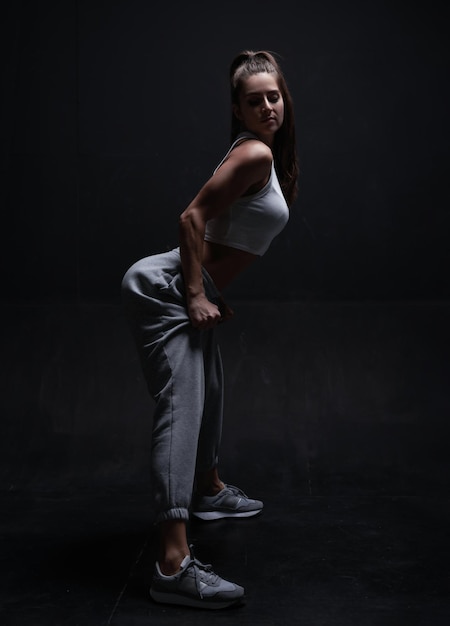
1;0;449;490
1;2;450;624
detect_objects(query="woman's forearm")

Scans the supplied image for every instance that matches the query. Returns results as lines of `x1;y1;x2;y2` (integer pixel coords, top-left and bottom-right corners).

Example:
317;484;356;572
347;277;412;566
179;207;206;301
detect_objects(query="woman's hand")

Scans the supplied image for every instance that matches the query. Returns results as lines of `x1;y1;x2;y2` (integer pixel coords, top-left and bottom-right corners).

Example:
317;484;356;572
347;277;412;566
216;294;234;322
187;293;222;329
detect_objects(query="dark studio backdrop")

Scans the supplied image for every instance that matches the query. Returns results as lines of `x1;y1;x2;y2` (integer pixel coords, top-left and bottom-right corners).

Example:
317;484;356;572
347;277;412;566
1;0;449;492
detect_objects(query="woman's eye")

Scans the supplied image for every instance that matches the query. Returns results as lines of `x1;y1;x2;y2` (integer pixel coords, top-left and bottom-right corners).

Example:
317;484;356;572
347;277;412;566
246;93;280;107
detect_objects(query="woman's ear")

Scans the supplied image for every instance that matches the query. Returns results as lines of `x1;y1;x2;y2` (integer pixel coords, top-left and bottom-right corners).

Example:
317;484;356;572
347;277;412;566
233;104;243;120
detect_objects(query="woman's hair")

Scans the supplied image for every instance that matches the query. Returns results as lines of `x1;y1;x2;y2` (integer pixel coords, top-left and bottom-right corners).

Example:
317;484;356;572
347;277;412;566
229;50;299;206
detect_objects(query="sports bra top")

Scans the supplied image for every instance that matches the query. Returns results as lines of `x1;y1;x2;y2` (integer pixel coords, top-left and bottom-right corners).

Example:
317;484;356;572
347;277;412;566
204;132;289;256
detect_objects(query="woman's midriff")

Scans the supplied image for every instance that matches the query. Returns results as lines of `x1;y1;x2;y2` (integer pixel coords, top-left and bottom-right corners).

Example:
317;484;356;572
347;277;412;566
202;241;258;292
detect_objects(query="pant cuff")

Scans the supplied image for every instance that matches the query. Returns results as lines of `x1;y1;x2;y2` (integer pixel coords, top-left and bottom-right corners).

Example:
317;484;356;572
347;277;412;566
155;507;189;524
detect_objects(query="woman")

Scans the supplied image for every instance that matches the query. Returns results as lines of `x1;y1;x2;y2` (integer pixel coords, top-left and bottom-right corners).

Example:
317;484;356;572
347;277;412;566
121;50;298;609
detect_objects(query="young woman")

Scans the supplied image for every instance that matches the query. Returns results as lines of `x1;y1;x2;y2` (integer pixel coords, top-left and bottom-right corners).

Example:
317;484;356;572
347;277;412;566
121;50;298;609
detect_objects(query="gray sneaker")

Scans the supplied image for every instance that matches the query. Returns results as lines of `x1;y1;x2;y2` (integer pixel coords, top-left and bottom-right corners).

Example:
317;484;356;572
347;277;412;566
192;484;263;521
150;550;245;609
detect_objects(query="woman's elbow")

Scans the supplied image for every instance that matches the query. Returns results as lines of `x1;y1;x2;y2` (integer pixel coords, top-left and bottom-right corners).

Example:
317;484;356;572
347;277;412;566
179;206;204;231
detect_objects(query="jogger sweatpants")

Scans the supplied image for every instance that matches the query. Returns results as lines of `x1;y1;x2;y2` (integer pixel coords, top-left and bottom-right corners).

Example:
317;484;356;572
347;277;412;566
121;248;224;523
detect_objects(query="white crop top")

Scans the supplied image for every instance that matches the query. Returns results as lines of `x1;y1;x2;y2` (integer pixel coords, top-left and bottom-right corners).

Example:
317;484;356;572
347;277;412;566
204;132;289;256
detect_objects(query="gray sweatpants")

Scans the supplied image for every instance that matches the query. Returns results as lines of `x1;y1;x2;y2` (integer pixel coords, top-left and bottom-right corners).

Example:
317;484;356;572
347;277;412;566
121;248;224;523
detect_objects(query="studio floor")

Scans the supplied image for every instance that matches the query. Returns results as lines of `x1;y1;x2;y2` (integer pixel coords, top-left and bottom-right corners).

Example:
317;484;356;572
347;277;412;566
1;481;449;625
1;301;449;624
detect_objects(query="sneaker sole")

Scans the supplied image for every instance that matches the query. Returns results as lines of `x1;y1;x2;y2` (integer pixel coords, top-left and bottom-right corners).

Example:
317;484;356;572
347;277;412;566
191;509;262;521
150;588;245;609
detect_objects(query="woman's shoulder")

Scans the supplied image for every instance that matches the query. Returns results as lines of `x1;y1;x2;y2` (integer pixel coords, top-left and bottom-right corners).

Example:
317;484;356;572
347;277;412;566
229;134;272;166
212;133;272;183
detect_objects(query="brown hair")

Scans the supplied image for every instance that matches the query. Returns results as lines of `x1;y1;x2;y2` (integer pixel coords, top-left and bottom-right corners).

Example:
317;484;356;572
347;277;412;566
229;50;299;206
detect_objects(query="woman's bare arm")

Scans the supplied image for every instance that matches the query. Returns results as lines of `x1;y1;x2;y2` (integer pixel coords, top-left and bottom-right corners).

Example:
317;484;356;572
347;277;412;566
179;140;272;329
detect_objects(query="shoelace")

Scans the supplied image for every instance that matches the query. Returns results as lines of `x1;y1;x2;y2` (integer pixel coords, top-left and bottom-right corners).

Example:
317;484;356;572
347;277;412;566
189;545;219;599
224;484;249;498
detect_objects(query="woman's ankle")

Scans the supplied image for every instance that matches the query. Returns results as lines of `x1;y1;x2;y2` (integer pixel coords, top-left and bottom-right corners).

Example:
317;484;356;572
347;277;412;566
158;550;189;576
195;467;225;496
158;519;190;575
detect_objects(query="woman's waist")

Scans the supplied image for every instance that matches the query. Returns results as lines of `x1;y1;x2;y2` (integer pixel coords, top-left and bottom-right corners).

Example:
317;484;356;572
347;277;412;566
202;241;257;291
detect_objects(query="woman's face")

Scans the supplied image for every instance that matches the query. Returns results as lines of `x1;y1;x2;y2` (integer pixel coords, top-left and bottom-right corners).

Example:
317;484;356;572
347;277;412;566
233;72;284;146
